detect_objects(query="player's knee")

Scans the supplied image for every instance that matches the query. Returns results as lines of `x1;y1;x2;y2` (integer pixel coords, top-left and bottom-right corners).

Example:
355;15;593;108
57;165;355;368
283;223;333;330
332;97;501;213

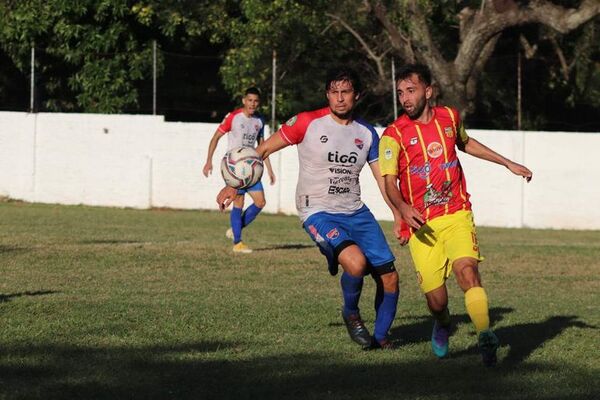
455;264;481;290
426;295;448;313
372;262;399;292
339;246;368;276
253;198;266;208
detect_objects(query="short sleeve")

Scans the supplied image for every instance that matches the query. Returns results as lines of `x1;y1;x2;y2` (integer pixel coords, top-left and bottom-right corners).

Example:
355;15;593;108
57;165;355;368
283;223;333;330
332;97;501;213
257;115;265;141
379;129;401;176
279;112;311;145
447;107;469;146
217;112;234;134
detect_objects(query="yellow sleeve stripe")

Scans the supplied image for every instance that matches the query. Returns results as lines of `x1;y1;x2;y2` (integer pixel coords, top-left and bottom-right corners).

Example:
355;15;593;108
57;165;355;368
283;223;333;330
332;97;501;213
379;135;400;176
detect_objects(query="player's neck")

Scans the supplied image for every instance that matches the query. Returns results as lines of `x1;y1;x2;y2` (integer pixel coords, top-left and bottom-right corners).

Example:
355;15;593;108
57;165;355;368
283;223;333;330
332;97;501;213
242;108;254;117
329;111;353;125
414;106;433;124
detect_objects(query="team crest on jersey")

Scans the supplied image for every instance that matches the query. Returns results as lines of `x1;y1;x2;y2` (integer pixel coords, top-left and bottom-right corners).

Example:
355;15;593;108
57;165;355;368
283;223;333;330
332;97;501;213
354;138;364;150
286;116;298;126
326;228;340;240
427;142;443;158
409;137;418;146
384;148;393;160
444;126;454;137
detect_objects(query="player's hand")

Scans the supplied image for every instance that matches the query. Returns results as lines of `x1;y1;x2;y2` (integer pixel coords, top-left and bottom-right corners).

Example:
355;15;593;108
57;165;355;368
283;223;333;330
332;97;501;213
399;203;425;230
269;171;276;185
392;219;410;246
202;162;213;177
507;161;532;182
216;186;237;211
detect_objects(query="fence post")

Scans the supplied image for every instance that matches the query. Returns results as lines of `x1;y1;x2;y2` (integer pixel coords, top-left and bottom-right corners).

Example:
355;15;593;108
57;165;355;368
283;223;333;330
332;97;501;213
30;46;35;112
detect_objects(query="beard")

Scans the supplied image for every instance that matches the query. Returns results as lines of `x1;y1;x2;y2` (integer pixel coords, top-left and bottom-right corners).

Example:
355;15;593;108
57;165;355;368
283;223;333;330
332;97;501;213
331;109;353;120
405;97;426;120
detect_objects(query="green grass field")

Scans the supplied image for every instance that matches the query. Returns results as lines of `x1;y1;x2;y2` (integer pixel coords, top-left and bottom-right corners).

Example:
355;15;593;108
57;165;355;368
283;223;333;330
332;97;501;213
1;201;599;399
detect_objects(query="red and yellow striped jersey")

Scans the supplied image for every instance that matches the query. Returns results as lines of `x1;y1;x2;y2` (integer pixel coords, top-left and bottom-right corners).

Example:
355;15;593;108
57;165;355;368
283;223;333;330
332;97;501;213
380;106;472;236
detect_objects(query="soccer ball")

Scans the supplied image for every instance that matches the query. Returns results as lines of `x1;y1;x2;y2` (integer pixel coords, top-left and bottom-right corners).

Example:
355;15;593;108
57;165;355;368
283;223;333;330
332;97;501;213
220;146;264;189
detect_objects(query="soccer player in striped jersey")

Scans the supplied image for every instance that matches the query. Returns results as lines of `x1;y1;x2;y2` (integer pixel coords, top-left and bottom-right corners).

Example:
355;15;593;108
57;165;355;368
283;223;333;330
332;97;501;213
379;63;532;366
218;67;403;350
203;87;276;254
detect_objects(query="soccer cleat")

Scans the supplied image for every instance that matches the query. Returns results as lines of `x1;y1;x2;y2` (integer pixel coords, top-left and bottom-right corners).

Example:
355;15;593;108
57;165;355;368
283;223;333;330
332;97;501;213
225;228;233;240
431;321;450;358
478;329;500;367
232;242;252;254
342;311;371;347
363;336;395;351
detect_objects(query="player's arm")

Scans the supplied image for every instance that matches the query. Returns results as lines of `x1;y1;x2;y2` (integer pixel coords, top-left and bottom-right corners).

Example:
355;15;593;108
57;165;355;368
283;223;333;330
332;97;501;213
217;131;289;210
257;136;276;185
382;174;424;236
202;129;225;177
378;134;424;242
369;161;402;233
462;137;532;182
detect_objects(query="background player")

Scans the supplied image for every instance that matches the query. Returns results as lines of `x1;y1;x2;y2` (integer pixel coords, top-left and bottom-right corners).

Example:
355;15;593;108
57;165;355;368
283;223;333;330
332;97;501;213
379;63;532;365
218;67;403;350
203;87;276;253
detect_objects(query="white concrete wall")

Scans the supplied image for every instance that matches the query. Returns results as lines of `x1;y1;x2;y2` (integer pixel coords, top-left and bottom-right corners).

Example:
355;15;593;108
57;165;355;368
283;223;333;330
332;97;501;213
1;111;599;230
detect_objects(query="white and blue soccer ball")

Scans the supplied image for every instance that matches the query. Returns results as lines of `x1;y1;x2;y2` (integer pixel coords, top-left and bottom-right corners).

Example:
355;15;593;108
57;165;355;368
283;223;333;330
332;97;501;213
220;146;264;189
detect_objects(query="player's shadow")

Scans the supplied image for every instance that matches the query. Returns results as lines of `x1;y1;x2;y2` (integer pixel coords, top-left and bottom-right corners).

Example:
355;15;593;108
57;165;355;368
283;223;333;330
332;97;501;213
389;306;514;346
453;315;597;366
253;243;314;251
0;290;59;303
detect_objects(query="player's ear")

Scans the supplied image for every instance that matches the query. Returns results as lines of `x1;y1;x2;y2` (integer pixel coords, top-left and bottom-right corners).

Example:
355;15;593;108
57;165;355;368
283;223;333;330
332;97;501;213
425;85;433;100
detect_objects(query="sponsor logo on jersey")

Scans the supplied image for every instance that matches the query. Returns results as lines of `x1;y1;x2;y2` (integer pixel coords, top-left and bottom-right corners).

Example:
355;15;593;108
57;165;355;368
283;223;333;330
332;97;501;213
423;181;453;208
326;228;340;240
320;135;328;143
329;176;358;185
328;151;358;164
439;159;458;171
444;126;454;137
286;116;298;126
409;161;431;179
329;167;353;174
328;186;351;194
410;137;418;146
354;138;364;150
384;148;393;160
427;142;443;159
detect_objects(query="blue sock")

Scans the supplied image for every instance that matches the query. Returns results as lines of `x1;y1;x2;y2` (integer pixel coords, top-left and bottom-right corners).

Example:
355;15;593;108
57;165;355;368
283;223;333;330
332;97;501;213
242;204;262;228
341;272;364;317
230;207;243;244
374;291;399;342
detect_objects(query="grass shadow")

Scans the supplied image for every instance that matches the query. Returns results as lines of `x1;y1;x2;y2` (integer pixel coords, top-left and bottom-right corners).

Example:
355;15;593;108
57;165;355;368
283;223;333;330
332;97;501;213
0;290;59;303
254;243;314;251
0;340;597;400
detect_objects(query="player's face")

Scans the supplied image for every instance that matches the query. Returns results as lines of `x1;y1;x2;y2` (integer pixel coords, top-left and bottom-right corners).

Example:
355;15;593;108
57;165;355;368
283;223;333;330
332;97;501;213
242;94;260;116
326;80;359;120
397;74;432;120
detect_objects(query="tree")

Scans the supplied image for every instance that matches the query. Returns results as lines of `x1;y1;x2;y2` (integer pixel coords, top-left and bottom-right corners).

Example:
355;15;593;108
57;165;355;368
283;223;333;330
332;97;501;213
353;0;600;116
0;0;209;113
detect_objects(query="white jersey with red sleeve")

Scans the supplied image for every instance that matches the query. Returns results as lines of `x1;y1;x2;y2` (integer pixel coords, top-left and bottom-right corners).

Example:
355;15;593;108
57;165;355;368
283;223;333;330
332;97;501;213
217;108;265;150
280;107;380;222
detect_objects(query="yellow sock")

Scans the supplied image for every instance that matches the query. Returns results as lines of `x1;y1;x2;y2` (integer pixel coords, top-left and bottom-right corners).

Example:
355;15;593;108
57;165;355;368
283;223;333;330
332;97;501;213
464;287;489;333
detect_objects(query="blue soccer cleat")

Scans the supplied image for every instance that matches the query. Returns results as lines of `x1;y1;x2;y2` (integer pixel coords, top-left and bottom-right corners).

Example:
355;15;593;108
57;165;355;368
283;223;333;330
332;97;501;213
478;329;500;367
431;321;450;358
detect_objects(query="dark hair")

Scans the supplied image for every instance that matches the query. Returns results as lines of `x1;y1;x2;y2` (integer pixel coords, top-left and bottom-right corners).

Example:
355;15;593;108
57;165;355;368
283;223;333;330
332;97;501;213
395;63;432;86
325;66;362;94
244;87;261;97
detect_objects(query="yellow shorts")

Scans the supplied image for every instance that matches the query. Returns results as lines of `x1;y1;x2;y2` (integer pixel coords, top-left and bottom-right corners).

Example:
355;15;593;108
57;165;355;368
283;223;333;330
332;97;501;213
408;210;484;293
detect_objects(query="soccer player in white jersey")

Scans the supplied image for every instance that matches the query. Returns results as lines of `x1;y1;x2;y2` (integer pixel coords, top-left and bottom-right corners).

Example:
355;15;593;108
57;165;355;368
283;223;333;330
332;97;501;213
203;87;276;254
217;67;403;349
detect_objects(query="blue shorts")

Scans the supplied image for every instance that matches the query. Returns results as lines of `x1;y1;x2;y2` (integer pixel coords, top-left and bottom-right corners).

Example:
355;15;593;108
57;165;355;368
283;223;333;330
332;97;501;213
303;205;395;273
237;180;264;195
